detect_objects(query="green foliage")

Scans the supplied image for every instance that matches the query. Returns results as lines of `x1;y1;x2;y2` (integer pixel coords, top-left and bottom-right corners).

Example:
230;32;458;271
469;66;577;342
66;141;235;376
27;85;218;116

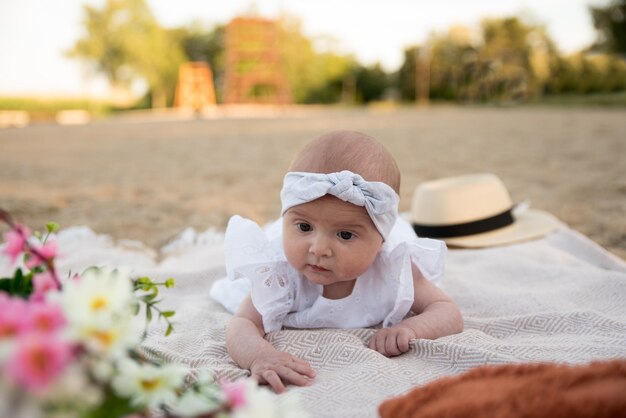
66;0;137;86
0;268;33;299
545;53;626;94
82;387;135;418
277;16;356;103
397;47;419;101
133;276;176;336
0;97;112;121
397;15;626;104
68;0;186;108
590;0;626;55
354;64;389;103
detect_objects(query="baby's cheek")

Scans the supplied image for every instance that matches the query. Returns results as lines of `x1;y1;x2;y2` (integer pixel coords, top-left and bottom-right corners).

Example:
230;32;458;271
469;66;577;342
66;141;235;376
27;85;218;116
342;256;373;279
284;242;305;270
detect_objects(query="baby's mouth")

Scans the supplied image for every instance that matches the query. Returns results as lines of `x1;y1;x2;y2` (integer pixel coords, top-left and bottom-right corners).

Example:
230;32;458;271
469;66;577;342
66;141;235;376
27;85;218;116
308;264;330;273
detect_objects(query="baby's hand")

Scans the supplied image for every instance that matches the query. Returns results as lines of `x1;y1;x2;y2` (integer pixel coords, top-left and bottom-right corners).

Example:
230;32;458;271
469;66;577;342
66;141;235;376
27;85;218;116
369;325;417;357
249;350;316;393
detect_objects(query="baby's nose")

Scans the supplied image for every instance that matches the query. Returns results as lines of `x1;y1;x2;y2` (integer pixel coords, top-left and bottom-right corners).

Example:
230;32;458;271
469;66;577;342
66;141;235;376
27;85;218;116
309;235;332;257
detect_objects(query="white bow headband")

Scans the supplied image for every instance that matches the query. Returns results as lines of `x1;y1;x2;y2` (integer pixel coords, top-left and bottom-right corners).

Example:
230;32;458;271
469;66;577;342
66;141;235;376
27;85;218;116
280;170;399;239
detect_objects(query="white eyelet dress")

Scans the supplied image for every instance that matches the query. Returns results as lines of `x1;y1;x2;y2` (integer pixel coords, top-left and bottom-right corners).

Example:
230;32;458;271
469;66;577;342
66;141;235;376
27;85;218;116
210;215;446;333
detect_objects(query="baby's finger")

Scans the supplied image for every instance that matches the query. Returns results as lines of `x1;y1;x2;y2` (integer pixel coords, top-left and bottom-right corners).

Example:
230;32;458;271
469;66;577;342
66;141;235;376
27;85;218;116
373;333;389;356
277;365;313;387
289;361;316;378
397;332;411;353
384;334;402;357
290;355;311;365
368;334;377;351
260;370;286;394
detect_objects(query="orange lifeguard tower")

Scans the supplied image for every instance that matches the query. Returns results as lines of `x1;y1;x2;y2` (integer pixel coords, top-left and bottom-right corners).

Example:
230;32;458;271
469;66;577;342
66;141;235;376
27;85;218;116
174;62;217;111
224;17;292;104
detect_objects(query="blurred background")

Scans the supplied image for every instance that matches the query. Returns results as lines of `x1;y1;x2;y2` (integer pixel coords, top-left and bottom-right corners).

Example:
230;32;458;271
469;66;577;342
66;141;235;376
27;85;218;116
1;0;625;114
0;0;625;258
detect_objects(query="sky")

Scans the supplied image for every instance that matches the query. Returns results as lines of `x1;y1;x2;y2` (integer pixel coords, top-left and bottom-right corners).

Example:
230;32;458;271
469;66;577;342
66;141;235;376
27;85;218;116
0;0;611;98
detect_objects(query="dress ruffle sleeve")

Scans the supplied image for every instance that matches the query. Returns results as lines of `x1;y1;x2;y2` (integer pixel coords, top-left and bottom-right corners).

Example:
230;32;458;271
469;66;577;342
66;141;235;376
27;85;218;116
223;215;296;333
381;237;447;327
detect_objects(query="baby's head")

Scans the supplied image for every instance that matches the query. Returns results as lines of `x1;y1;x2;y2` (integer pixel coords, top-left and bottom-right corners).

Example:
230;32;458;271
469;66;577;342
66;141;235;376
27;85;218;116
288;130;401;193
280;131;401;295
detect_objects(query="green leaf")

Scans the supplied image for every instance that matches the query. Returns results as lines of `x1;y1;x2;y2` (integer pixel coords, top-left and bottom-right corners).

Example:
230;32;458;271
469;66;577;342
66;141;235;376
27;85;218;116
161;310;175;318
46;222;60;233
0;278;14;293
82;386;138;418
0;268;33;298
146;307;153;321
165;278;176;288
83;266;101;275
165;323;174;336
142;292;157;303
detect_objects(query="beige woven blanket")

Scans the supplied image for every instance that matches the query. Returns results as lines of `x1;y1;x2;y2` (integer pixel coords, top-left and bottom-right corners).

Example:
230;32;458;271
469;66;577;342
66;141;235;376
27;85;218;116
41;225;626;417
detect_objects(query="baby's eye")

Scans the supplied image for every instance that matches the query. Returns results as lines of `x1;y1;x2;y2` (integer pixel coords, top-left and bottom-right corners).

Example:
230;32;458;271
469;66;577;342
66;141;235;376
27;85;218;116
338;231;353;240
297;223;311;232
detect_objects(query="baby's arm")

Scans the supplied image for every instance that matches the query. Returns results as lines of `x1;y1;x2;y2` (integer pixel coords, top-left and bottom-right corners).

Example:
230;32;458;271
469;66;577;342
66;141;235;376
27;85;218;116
226;295;316;393
369;265;463;356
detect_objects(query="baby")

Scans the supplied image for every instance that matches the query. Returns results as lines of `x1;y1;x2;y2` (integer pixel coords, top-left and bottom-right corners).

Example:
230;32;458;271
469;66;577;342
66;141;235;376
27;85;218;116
210;130;463;393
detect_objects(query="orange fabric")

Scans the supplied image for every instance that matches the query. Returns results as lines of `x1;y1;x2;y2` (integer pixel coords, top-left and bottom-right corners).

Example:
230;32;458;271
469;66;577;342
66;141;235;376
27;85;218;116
379;360;626;418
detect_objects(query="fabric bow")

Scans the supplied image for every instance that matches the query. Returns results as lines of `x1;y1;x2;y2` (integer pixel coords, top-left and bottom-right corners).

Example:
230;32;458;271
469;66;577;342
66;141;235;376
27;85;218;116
280;170;399;239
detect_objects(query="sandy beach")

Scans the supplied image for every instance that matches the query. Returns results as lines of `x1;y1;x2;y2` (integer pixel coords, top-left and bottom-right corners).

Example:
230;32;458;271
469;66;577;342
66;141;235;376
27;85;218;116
1;106;625;260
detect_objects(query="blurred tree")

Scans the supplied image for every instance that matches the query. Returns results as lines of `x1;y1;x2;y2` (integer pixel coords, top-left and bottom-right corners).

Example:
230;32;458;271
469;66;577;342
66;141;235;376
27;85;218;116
429;26;479;101
590;0;626;56
605;54;626;90
354;63;389;103
545;55;582;93
544;52;626;94
277;15;355;103
68;0;185;107
66;0;135;104
397;46;419;101
475;17;553;102
397;18;559;103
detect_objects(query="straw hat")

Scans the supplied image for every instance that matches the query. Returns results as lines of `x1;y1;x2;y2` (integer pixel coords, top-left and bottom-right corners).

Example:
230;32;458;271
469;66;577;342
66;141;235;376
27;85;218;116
409;173;560;248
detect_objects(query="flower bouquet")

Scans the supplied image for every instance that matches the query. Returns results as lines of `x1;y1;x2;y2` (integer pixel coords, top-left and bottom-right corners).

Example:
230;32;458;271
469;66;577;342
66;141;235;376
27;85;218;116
0;209;305;418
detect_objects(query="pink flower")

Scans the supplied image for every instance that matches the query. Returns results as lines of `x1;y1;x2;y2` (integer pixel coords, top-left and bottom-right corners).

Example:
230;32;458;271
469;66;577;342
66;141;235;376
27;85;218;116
2;223;30;264
5;333;73;391
31;271;61;300
25;301;66;334
0;295;29;338
221;379;248;409
26;240;57;269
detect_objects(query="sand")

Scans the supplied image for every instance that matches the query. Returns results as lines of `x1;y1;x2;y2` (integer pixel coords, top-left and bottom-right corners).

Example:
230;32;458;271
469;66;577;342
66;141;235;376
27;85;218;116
0;106;625;260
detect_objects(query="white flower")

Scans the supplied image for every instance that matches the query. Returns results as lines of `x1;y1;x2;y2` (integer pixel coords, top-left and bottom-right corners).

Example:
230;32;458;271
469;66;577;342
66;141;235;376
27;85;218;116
91;358;114;382
112;358;187;409
55;267;141;356
230;379;309;418
60;267;135;324
79;319;142;358
170;389;222;417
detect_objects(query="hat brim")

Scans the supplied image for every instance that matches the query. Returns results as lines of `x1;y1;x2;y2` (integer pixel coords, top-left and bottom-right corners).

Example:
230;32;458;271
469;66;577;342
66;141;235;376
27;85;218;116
440;209;561;248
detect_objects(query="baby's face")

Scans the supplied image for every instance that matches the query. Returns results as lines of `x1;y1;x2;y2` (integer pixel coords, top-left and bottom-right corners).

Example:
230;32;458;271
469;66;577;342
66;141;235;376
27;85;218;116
282;195;383;294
